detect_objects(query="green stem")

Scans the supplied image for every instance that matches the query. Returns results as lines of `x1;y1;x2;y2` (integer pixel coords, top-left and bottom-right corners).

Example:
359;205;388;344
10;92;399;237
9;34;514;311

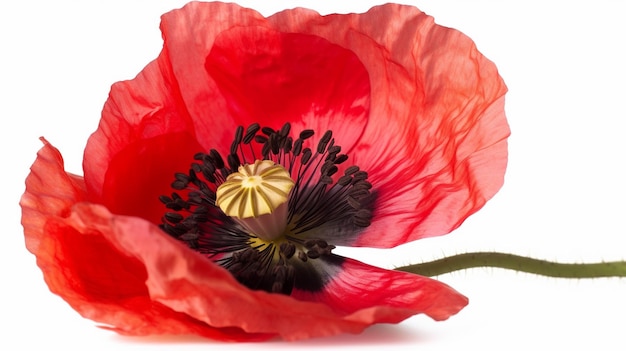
395;252;626;278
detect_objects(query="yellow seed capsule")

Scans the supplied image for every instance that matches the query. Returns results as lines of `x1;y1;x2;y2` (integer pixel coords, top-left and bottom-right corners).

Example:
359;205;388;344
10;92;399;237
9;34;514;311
216;160;294;241
217;160;294;218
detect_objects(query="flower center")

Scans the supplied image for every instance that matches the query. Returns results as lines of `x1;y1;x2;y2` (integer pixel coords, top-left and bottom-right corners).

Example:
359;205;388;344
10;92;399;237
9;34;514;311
159;122;373;294
216;160;294;241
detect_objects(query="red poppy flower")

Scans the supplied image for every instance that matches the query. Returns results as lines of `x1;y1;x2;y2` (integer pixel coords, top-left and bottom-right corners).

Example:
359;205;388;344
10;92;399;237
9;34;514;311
20;2;509;342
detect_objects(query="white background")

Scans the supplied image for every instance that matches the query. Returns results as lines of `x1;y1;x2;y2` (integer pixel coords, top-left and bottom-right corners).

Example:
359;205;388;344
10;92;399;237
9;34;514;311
2;1;625;350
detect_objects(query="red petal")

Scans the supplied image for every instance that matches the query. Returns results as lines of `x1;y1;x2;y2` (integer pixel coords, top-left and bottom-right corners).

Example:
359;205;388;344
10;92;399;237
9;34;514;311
84;205;461;340
21;138;87;252
86;2;371;208
21;141;267;341
292;257;468;322
98;131;204;224
204;25;370;151
21;141;465;341
269;4;510;247
84;49;196;200
159;2;371;153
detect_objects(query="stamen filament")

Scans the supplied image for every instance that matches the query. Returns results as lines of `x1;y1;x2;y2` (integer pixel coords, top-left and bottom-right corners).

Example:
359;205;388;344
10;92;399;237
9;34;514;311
396;252;626;278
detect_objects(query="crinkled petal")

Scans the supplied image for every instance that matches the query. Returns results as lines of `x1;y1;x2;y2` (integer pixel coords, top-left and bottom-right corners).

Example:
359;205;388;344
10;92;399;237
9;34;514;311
86;2;508;247
75;204;464;340
21;138;87;252
21;141;466;341
204;25;370;151
86;1;371;209
292;256;468;322
21;141;268;341
269;4;510;247
84;49;197;200
159;2;370;154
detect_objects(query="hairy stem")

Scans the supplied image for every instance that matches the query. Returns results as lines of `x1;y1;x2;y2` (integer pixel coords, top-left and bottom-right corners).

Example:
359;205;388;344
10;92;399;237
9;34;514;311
395;252;626;278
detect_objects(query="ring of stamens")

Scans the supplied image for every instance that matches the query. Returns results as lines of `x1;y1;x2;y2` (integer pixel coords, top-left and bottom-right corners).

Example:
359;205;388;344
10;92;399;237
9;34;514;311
159;122;373;294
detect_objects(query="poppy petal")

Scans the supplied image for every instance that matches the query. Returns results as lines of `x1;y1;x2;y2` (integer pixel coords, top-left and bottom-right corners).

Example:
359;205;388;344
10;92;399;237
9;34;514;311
292;256;468;321
86;2;371;214
84;50;196;200
22;142;465;341
204;25;370;151
269;4;509;247
86;206;464;340
21;141;267;341
98;131;205;224
158;1;370;153
21;138;87;251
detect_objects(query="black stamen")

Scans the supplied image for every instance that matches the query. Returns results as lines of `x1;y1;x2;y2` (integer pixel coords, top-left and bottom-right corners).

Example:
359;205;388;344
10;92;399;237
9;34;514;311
243;123;260;144
261;126;275;136
159;122;372;296
299;129;314;140
279;122;291;137
209;149;224;169
230;125;244;154
317;130;333;154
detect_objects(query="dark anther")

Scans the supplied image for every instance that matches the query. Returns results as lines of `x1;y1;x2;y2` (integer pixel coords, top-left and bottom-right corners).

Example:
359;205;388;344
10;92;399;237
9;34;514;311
344;165;360;175
279;122;291;137
254;135;268;144
337;175;353;186
171;180;187;190
279;242;296;259
292;138;303;156
320;161;334;175
187;192;202;205
333;154;348;164
162;192;190;211
320;175;333;184
243;123;260;144
301;148;312;164
193;152;206;161
261;126;275;136
171;173;191;190
175;172;190;182
299;129;315;140
282;136;293;153
326;164;338;177
164;212;184;223
347;196;361;209
353;171;368;181
202;168;216;183
306;248;321;259
269;133;280;155
209;149;224;169
298;251;308;262
228;153;241;171
230;125;244;154
261;140;271;158
317;130;333;154
191;162;202;174
349;188;370;200
356;181;372;190
327;145;341;156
